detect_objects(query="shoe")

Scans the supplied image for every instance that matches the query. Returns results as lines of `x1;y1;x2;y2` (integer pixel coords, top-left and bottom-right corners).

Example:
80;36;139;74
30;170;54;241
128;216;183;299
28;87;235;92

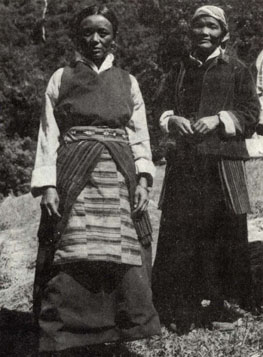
223;300;247;318
169;322;177;332
169;306;197;335
212;321;235;331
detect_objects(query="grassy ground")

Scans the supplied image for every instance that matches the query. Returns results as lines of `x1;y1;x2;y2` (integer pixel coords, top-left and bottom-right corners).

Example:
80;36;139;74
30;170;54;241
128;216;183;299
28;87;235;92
247;159;263;218
0;162;263;356
127;160;263;357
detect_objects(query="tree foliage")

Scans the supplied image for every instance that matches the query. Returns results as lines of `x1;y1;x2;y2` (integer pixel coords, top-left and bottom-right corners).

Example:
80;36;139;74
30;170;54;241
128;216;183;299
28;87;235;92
0;134;35;199
0;0;262;196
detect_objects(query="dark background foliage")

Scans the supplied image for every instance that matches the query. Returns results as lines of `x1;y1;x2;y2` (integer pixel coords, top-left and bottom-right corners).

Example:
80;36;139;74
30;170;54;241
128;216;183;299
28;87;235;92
0;0;262;197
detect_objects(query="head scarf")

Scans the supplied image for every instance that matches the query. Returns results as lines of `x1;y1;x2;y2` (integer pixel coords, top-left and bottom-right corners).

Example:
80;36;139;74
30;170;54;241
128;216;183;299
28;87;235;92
192;5;230;44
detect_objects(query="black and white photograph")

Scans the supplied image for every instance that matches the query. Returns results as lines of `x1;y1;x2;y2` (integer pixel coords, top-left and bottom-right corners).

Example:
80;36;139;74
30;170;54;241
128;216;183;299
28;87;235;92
0;0;263;356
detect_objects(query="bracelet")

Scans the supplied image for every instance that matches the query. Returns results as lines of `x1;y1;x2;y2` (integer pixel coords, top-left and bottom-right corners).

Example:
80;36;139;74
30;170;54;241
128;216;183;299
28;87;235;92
42;185;57;192
137;173;153;188
138;183;151;193
217;113;222;126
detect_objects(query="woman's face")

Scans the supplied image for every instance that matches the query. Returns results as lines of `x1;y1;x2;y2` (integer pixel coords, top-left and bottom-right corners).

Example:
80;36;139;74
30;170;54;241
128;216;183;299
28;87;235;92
191;16;223;56
77;14;114;66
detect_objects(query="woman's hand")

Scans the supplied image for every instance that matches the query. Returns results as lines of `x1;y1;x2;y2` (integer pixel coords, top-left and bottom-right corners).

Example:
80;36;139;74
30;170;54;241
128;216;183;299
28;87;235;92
168;115;194;136
132;177;149;216
41;187;61;219
192;115;220;135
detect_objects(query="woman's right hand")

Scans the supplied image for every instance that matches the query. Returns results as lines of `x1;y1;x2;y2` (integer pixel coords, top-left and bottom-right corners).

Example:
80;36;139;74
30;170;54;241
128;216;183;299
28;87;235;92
168;115;194;136
41;187;61;219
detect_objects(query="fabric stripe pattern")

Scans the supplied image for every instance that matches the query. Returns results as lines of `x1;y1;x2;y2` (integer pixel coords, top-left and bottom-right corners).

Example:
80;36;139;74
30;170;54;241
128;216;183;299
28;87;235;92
219;159;251;214
54;148;141;266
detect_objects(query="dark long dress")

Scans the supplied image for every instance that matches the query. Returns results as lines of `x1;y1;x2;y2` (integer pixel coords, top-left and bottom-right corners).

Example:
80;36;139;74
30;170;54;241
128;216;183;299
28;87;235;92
33;62;161;352
153;52;260;326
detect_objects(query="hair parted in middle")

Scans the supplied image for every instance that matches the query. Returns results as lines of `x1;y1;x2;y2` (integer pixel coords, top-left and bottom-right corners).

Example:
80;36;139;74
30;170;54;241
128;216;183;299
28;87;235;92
71;4;119;42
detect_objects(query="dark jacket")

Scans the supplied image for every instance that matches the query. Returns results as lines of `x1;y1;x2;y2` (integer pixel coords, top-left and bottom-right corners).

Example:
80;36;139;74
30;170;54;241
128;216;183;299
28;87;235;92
157;52;260;159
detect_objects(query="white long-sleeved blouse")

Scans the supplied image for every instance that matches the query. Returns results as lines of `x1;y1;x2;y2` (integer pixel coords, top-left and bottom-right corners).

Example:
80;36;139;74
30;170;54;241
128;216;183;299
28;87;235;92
256;50;263;123
31;54;155;194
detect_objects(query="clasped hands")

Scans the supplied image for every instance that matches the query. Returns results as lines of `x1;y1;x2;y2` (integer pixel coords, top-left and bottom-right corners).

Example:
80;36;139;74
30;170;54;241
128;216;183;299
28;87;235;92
168;114;220;137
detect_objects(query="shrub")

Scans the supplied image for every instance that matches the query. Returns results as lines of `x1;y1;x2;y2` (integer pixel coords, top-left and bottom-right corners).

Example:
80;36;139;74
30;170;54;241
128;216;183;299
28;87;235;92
0;0;262;196
0;134;36;198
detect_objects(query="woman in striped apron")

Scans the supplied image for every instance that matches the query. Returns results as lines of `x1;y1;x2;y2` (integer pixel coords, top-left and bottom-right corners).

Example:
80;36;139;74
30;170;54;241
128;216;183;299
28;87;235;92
31;4;160;355
153;5;260;333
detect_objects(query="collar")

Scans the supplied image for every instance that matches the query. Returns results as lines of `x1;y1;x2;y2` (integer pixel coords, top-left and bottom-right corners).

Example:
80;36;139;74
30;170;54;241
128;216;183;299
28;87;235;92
189;47;229;67
74;52;114;73
256;50;263;70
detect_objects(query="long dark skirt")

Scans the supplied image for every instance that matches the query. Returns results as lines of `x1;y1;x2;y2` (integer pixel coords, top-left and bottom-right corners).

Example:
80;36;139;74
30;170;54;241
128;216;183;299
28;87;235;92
153;156;252;324
34;243;160;352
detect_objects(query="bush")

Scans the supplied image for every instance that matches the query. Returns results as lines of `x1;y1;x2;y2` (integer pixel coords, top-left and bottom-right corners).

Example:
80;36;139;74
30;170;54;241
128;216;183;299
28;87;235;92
0;0;262;196
0;134;36;198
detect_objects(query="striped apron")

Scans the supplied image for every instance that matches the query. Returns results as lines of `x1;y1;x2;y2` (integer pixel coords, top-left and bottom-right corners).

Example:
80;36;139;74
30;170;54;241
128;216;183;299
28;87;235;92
54;145;141;266
34;127;160;351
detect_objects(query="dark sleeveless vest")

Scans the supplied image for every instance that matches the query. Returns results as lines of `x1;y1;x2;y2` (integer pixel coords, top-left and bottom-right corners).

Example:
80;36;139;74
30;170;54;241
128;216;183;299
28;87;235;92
54;62;134;134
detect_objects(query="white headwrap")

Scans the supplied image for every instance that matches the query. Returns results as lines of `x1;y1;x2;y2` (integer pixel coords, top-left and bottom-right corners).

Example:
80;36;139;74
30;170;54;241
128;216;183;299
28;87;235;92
192;5;230;43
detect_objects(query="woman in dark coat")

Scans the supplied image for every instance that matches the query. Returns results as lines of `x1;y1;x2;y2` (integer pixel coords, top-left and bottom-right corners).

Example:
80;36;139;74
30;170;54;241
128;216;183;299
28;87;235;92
153;5;260;331
31;4;160;355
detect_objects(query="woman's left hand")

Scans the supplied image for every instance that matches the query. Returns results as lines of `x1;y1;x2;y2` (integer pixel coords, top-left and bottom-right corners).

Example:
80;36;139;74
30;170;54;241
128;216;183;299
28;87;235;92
132;177;149;216
192;115;220;135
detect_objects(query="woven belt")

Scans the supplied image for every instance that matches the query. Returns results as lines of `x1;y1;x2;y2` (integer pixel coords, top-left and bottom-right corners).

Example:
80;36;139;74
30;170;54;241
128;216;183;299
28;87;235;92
63;126;128;143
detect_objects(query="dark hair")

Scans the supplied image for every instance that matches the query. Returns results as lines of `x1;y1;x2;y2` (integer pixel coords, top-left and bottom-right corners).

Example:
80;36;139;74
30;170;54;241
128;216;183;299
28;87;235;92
71;4;119;41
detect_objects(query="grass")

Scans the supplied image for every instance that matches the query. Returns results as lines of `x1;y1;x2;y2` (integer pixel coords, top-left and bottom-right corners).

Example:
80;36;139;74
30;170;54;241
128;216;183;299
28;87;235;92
247;159;263;218
0;161;263;356
128;316;263;357
0;193;40;231
130;160;263;357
